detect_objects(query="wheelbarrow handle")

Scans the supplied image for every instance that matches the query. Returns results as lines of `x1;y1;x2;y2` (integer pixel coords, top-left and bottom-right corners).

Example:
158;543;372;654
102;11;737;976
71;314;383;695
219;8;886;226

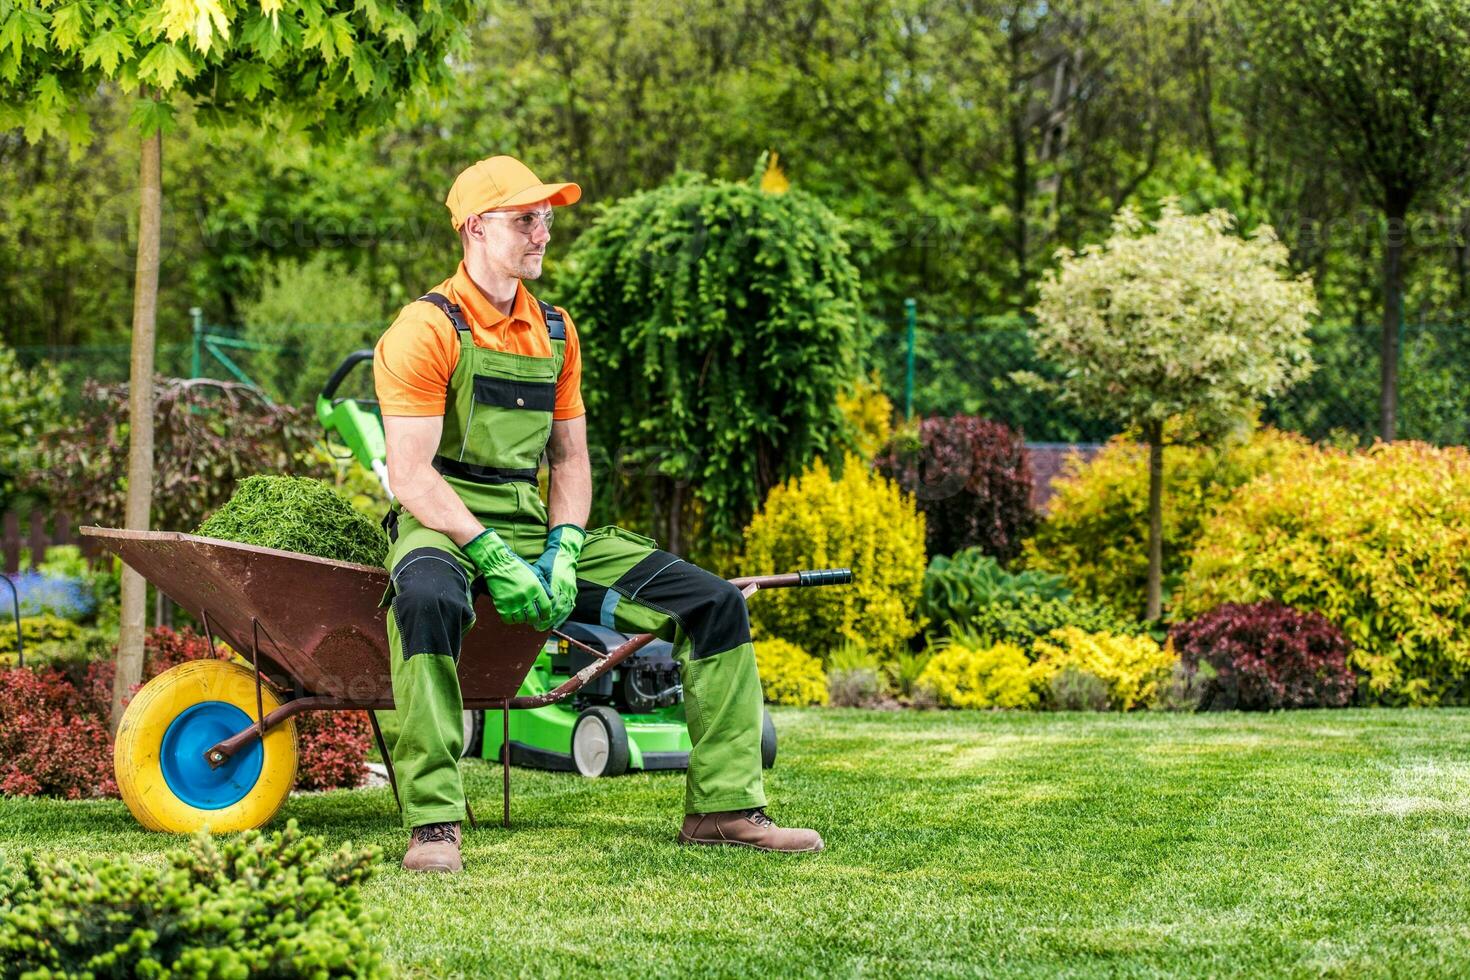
727;568;852;590
796;567;852;587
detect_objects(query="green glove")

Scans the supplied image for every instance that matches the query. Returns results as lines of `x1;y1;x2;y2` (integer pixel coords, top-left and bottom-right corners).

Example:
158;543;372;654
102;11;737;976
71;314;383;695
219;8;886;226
464;528;554;630
532;524;585;628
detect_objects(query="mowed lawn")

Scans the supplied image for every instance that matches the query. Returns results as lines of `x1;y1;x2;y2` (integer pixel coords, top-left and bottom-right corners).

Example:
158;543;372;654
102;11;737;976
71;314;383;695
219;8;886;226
5;708;1470;977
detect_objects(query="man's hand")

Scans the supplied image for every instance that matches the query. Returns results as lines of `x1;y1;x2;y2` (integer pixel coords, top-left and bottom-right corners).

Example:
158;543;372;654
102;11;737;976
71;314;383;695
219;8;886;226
532;524;585;628
464;528;555;631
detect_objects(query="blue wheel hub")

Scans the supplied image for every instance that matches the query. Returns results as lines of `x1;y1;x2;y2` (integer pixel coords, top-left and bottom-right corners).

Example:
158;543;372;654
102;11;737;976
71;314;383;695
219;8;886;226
159;701;264;810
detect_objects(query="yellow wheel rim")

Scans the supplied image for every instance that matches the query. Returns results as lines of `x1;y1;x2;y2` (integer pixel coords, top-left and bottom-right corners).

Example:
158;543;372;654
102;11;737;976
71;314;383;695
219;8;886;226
114;659;298;833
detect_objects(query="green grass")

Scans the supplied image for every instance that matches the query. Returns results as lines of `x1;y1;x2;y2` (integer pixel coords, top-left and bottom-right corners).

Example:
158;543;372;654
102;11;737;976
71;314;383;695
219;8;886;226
7;708;1470;977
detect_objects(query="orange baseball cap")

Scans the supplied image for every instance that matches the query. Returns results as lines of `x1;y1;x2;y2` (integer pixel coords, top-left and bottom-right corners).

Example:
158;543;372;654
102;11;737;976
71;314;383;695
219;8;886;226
445;155;581;230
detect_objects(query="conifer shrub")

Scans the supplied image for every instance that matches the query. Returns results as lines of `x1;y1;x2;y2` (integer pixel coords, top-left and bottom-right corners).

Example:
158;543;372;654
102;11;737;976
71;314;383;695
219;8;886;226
0;821;387;978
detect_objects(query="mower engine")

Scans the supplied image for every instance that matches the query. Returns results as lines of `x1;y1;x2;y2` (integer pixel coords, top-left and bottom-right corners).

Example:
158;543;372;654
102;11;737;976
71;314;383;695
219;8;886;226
555;622;682;713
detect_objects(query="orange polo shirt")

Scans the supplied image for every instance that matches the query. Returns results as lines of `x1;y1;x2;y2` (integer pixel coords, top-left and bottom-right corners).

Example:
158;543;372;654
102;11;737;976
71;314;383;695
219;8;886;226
374;261;585;420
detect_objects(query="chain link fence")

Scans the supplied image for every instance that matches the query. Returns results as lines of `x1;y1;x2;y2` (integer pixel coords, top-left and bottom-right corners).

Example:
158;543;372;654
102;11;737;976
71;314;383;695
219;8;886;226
16;310;1469;447
16;320;382;414
871;307;1470;447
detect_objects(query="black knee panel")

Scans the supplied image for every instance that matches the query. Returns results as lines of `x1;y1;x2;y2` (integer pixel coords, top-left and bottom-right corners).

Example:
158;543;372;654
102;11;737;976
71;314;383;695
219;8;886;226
613;553;751;661
390;548;474;661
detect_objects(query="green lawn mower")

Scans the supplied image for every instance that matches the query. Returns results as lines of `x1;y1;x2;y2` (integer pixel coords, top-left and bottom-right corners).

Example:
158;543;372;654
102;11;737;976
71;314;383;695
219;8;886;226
318;350;777;778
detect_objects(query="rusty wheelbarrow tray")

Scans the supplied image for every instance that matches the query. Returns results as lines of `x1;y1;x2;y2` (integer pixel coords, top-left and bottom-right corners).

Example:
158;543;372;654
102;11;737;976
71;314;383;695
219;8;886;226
83;526;850;832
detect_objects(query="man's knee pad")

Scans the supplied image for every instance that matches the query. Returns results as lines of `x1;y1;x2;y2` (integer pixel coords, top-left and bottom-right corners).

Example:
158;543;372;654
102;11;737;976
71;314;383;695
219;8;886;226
609;552;751;661
389;548;474;661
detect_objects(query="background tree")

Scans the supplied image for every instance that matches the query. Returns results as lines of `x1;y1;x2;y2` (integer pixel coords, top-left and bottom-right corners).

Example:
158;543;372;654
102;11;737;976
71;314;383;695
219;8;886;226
0;0;474;730
1236;0;1470;440
1030;202;1316;620
560;160;867;558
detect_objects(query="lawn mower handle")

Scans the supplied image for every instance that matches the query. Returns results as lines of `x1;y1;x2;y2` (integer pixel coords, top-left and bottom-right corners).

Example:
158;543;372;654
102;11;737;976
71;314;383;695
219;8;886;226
321;349;374;400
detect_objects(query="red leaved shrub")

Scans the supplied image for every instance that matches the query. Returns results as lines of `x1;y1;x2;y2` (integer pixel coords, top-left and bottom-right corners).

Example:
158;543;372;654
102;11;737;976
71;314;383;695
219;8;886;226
144;625;231;678
874;414;1035;561
294;710;372;791
0;664;116;799
1;626;371;798
1170;601;1357;710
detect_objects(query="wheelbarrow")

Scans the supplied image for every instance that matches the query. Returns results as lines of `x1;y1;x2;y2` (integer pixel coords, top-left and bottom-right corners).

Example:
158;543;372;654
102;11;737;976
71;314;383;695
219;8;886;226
82;526;850;835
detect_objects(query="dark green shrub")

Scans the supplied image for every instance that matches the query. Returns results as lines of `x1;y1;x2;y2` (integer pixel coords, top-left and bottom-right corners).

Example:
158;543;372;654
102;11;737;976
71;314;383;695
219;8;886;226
920;547;1069;637
918;547;1133;647
962;593;1141;649
874;414;1036;561
197;475;389;567
0;821;386;979
0;342;64;513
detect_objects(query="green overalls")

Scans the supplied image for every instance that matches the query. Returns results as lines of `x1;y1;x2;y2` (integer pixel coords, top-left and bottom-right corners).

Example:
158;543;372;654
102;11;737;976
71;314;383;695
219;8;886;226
383;292;766;829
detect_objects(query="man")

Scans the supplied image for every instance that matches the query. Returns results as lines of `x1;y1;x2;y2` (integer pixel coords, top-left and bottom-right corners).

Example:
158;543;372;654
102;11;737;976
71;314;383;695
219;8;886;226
374;155;824;872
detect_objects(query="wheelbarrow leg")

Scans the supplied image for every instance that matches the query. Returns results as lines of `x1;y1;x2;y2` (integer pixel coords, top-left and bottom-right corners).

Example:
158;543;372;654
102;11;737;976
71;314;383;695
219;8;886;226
368;710;402;817
503;699;511;829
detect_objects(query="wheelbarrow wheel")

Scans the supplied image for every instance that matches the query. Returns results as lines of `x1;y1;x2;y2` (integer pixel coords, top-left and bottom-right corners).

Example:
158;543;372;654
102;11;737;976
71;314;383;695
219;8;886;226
114;659;299;834
571;706;629;777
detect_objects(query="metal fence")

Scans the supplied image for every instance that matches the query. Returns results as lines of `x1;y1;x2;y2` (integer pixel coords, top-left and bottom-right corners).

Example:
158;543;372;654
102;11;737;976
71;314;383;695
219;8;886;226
15;318;380;413
16;308;1470;447
872;304;1470;446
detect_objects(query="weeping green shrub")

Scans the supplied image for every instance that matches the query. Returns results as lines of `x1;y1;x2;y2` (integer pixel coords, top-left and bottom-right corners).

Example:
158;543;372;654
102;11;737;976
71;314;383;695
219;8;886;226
560;158;867;556
0;821;386;978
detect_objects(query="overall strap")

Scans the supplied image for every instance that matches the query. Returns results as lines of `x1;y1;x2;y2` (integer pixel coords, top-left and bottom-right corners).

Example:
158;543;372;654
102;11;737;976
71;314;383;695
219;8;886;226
418;292;471;335
538;300;566;341
423;290;563;342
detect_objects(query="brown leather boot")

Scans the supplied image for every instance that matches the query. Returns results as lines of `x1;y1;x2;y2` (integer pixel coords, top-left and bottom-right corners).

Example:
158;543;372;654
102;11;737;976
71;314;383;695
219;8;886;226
402;821;462;872
677;807;824;853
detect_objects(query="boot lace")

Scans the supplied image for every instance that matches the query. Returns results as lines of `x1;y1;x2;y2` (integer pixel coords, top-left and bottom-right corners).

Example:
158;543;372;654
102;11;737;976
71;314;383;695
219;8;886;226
413;821;458;844
744;807;775;828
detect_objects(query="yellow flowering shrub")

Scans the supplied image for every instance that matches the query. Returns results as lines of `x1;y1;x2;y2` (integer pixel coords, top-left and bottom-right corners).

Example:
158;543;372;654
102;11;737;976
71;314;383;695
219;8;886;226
742;456;926;660
915;641;1037;709
1030;627;1178;711
1176;442;1470;704
835;372;894;463
754;639;829;707
1024;426;1311;618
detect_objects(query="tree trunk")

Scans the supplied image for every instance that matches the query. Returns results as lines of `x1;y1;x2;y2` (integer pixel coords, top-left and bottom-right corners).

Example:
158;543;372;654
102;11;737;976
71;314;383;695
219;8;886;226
1380;198;1407;443
111;126;162;733
1145;422;1164;623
